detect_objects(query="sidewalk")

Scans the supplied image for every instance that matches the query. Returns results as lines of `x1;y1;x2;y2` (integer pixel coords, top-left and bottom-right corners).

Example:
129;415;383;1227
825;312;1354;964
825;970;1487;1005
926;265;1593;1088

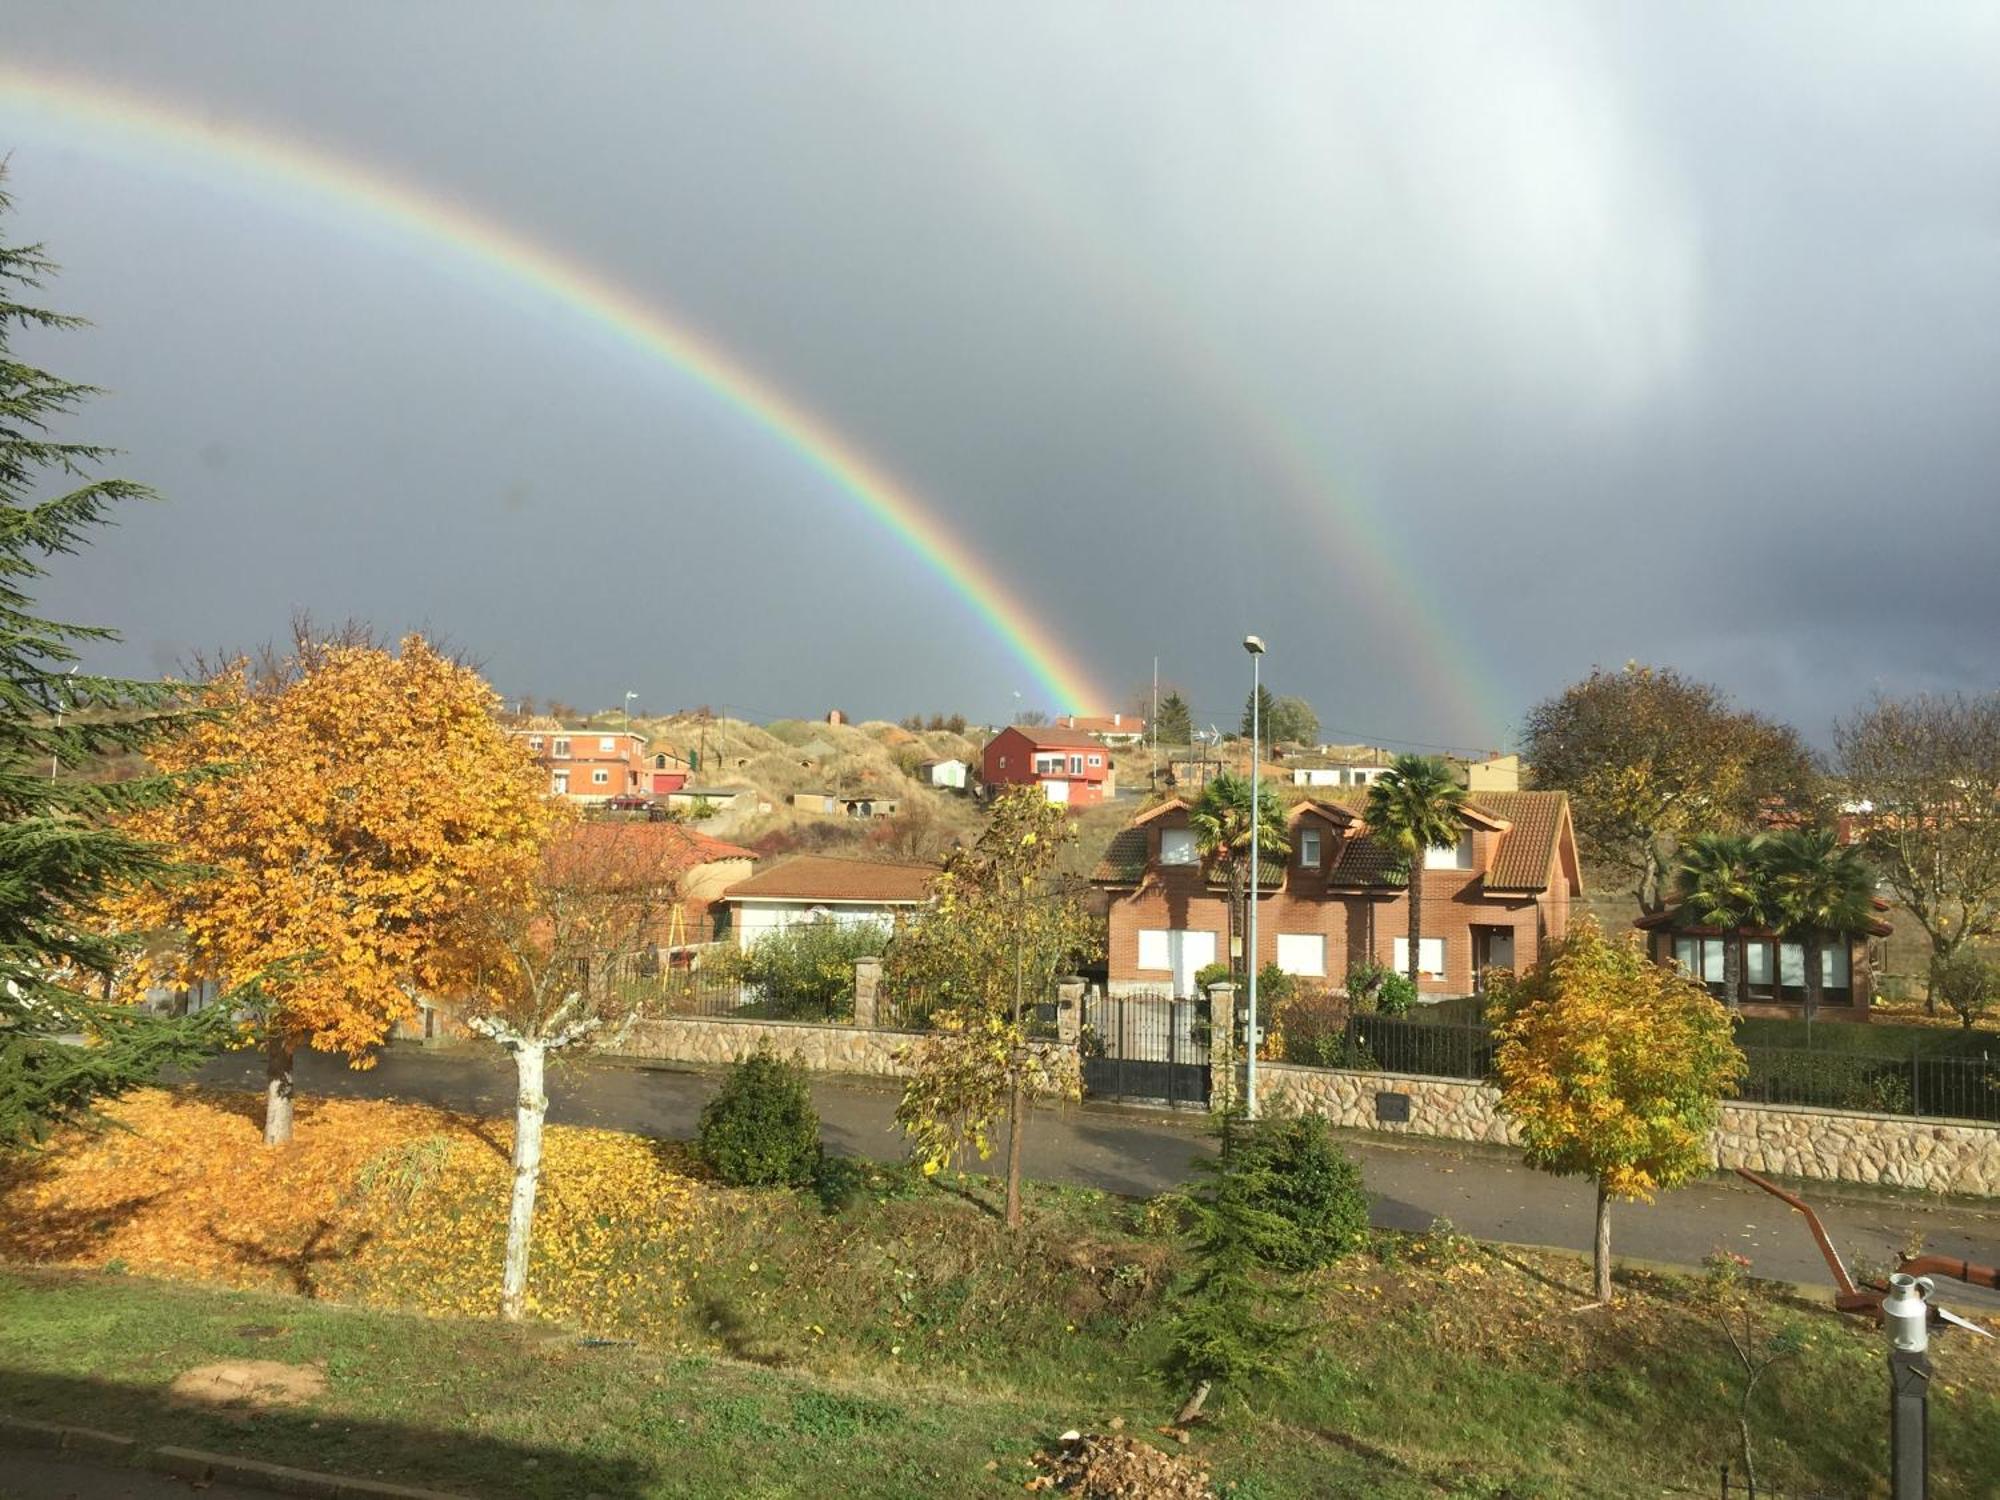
0;1451;269;1499
192;1045;2000;1298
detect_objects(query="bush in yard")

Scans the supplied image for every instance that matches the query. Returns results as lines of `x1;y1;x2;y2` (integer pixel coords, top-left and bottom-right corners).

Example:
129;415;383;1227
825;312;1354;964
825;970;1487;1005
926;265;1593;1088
1274;988;1370;1069
1346;960;1415;1016
1193;960;1233;994
1932;950;1997;1031
1236;1112;1370;1271
723;919;889;1019
698;1046;823;1186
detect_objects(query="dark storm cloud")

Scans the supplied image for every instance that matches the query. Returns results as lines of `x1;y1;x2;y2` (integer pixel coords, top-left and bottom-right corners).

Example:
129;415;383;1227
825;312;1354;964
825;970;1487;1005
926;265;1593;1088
5;1;1998;745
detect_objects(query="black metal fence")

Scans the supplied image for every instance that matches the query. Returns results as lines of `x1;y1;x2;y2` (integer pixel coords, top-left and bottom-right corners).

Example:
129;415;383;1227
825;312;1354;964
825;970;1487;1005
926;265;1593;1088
1312;1012;2000;1124
1341;1014;1496;1081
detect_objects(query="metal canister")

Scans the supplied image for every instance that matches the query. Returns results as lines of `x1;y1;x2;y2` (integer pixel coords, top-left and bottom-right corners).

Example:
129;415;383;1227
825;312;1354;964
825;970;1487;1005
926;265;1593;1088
1882;1272;1934;1353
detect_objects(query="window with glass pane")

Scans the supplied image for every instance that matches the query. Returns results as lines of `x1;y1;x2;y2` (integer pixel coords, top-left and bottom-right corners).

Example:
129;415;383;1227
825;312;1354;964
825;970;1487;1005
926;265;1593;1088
1743;940;1773;990
1701;939;1728;985
1159;828;1196;866
1299;829;1321;866
1137;930;1172;970
1423;834;1473;870
1779;943;1805;988
1823;943;1851;990
1673;936;1698;975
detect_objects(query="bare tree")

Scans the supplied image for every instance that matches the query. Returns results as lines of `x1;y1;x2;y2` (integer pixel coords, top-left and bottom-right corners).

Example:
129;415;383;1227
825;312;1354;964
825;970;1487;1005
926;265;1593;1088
460;821;679;1318
1836;692;2000;1010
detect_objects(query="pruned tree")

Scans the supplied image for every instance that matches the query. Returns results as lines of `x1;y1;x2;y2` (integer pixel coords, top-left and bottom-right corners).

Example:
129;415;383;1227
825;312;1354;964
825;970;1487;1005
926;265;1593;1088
460;819;678;1319
888;788;1094;1227
0;171;231;1146
1366;755;1468;993
1836;692;2000;1012
118;638;555;1143
1521;665;1819;913
1488;919;1743;1304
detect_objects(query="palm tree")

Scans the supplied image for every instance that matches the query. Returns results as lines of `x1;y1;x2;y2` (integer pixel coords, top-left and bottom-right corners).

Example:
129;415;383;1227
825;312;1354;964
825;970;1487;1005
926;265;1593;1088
1671;833;1770;1013
1187;772;1289;980
1764;827;1875;1022
1366;756;1468;994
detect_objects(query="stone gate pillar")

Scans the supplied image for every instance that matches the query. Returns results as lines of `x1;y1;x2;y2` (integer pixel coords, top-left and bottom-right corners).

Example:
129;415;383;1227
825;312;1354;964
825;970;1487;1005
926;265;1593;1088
1207;980;1238;1114
853;956;883;1029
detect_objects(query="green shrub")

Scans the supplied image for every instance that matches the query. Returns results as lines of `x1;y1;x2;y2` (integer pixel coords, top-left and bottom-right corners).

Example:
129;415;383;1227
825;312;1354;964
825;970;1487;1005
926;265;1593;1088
718;919;890;1019
1347;960;1417;1016
1274;987;1372;1069
1256;962;1295;1008
1194;960;1234;993
1933;951;1997;1031
698;1046;823;1186
1238;1112;1370;1271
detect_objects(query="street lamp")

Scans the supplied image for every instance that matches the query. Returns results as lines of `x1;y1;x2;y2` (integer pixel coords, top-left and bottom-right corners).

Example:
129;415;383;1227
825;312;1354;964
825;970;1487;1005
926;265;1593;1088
623;691;638;732
1243;634;1265;1118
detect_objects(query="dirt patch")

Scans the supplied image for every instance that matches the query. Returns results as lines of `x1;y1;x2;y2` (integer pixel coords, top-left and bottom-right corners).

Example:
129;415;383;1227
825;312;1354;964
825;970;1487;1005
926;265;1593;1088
169;1359;327;1410
1029;1432;1215;1498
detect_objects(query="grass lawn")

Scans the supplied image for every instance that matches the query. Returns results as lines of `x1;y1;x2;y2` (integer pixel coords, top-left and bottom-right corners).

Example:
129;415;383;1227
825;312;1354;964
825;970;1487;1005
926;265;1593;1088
4;1089;2000;1497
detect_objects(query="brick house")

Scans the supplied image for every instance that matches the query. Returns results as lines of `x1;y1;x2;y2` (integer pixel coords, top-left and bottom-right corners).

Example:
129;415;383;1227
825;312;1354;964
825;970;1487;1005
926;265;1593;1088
1632;905;1893;1020
1093;789;1581;998
982;725;1114;807
511;726;648;803
720;855;936;947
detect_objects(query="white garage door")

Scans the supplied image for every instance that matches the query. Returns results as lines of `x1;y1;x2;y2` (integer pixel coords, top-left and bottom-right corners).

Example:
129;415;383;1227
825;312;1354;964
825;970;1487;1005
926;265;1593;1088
1042;778;1070;804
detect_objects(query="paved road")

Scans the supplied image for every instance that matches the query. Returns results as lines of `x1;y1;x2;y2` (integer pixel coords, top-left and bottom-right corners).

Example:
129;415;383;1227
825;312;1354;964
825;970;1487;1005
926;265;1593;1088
194;1046;2000;1302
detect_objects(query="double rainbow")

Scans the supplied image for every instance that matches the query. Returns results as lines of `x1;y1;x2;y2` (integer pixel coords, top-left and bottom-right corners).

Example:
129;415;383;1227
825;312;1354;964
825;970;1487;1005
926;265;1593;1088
0;65;1107;715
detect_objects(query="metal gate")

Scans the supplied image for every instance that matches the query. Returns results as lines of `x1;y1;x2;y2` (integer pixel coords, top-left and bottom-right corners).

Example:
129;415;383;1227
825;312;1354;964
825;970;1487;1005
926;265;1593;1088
1080;991;1210;1109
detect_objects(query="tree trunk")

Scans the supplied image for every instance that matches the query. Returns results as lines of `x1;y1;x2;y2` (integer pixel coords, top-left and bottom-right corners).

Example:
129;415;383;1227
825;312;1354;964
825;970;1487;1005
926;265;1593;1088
1004;1064;1026;1231
1724;935;1742;1015
500;1041;548;1321
1803;931;1822;1023
1638;851;1665;918
263;1032;295;1146
1593;1181;1613;1303
1225;863;1243;981
1406;871;1423;994
1174;1380;1212;1427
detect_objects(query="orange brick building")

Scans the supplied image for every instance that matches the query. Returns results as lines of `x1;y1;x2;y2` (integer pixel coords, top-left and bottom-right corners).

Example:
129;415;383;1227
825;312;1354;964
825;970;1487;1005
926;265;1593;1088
1093;789;1581;998
510;726;648;802
981;725;1114;806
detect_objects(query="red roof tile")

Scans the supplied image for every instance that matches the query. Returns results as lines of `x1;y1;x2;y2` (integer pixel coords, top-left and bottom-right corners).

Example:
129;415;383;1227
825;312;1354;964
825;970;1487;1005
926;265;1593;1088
724;855;936;904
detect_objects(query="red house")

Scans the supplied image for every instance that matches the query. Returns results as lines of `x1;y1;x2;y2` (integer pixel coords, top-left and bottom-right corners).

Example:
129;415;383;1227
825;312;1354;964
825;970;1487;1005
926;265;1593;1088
981;725;1114;807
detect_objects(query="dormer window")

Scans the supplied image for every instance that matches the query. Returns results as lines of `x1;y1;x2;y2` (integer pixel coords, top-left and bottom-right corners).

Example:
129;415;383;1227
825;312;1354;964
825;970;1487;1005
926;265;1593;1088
1299;828;1321;867
1423;833;1474;870
1160;828;1197;866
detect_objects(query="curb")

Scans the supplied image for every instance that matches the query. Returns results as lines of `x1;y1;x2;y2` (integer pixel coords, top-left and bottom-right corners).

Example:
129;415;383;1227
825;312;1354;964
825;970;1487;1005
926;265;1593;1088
0;1415;467;1499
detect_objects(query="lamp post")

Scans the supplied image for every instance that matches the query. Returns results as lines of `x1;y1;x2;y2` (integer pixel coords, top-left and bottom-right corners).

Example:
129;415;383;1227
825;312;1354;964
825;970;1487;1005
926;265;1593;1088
1243;634;1265;1118
623;691;638;732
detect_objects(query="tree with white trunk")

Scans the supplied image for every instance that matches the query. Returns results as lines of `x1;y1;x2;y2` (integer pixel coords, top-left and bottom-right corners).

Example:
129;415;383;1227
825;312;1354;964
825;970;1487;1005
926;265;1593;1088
462;821;680;1320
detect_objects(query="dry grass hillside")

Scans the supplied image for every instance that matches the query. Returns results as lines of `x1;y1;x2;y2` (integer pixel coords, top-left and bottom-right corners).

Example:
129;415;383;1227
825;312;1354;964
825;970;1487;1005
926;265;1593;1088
629;713;989;860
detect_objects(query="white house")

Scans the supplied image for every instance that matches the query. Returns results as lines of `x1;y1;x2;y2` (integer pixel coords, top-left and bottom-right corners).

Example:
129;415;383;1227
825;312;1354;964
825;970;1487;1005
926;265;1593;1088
920;758;969;790
721;855;936;948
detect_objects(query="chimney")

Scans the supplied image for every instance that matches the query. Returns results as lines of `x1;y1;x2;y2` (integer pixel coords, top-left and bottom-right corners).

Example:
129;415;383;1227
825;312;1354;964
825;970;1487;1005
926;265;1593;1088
1113;712;1122;726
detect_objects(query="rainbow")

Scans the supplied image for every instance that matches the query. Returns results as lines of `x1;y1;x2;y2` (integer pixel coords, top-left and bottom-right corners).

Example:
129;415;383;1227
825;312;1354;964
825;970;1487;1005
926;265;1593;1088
0;65;1107;715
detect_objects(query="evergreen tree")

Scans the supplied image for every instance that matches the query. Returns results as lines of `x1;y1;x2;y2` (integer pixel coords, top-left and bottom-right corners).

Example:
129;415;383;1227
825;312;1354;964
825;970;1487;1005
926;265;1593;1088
1239;683;1276;742
1155;690;1192;747
1164;1111;1306;1423
0;175;225;1146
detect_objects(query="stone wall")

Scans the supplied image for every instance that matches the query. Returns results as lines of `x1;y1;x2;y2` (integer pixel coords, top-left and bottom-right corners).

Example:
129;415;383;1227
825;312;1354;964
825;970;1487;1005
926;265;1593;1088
1260;1063;2000;1198
617;1016;919;1078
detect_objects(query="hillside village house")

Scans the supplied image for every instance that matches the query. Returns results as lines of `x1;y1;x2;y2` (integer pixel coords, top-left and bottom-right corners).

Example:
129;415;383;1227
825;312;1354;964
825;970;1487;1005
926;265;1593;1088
920;758;969;790
982;725;1115;806
1052;713;1147;748
1633;906;1893;1020
511;726;647;802
1288;758;1393;789
1093;790;1582;998
721;855;936;947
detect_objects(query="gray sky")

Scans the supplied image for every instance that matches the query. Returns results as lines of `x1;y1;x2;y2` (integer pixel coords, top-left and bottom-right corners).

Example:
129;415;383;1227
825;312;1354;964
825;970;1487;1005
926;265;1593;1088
5;2;1998;749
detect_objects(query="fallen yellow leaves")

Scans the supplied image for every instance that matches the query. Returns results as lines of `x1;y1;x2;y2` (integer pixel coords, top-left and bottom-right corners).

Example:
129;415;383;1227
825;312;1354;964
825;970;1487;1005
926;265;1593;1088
0;1088;712;1337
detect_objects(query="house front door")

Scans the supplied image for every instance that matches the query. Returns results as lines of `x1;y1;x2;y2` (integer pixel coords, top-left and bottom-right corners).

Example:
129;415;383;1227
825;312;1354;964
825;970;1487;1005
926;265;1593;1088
1473;927;1515;992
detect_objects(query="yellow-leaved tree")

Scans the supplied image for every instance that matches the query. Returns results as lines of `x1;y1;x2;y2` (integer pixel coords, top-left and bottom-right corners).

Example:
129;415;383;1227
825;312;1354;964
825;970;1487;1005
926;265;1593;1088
118;635;555;1144
1487;918;1744;1304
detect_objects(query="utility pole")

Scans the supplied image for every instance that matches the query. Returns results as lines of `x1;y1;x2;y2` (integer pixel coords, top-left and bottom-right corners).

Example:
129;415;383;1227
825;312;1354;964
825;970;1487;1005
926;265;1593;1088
1151;656;1159;793
50;665;77;780
1243;635;1266;1119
